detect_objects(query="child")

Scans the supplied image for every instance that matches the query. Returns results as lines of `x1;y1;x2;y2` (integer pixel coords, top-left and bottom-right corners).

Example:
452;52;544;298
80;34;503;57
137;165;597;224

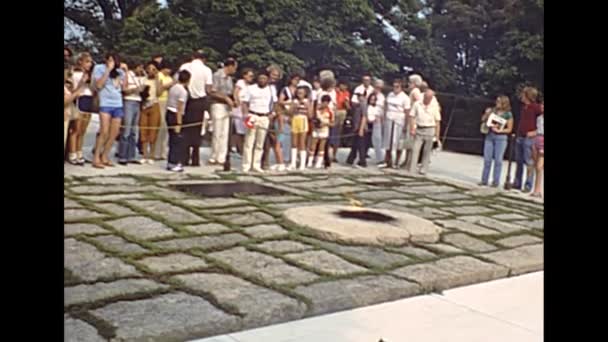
308;95;334;168
165;70;191;172
531;101;544;198
288;86;313;171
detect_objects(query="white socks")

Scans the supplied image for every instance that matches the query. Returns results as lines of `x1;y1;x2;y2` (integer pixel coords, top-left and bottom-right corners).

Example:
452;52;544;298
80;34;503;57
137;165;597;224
315;155;324;169
289;148;298;170
298;150;307;170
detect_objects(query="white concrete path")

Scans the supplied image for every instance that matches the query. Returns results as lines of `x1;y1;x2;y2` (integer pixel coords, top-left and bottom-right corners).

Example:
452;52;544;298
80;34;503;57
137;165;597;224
192;272;543;342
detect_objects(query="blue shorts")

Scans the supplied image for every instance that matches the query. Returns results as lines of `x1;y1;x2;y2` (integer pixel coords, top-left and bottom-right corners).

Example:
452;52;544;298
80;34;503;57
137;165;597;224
99;106;124;119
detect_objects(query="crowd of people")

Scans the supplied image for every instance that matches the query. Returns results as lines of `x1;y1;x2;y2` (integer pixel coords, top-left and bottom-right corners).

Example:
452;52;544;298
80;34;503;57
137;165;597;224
64;47;543;197
479;87;544;197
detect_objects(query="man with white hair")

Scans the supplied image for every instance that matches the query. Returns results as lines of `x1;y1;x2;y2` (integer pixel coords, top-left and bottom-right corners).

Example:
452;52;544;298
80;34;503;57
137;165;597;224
408;89;441;175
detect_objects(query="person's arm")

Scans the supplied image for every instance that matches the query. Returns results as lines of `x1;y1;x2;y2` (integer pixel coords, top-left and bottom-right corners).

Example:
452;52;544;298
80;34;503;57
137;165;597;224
94;65;112;90
409;105;417;136
482;107;492;122
175;96;186;134
359;113;367;136
64;88;82;106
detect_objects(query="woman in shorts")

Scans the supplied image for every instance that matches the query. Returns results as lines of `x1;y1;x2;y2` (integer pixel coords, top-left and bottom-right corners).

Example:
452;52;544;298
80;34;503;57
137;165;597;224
91;53;127;168
69;52;95;165
288;86;313;170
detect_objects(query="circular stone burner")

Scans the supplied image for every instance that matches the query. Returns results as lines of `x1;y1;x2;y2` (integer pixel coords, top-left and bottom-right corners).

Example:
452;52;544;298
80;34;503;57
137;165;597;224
284;205;441;246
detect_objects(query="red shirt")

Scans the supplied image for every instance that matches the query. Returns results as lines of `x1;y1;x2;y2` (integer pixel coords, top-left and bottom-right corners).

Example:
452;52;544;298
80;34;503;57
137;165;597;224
336;90;351;110
518;102;542;136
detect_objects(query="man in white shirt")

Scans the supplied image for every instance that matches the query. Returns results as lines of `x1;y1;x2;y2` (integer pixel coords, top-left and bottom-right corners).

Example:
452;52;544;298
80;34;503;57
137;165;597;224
351;73;374;104
408;90;441;175
241;70;278;173
208;58;237;166
261;64;285;170
381;79;411;168
401;74;424;170
370;79;386;165
179;50;213;166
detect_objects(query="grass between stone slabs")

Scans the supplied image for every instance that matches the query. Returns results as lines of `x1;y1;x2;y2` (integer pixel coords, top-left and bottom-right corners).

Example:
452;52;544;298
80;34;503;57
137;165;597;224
64;268;83;286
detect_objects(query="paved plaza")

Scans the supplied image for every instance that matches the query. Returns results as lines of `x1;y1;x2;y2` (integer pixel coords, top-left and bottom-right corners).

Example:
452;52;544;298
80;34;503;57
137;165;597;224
64;155;543;341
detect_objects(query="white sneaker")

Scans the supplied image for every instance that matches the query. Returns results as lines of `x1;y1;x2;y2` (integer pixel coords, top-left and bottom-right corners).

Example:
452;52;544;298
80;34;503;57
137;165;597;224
147;159;155;165
252;167;265;173
168;164;184;172
138;159;147;165
277;164;286;172
270;164;280;171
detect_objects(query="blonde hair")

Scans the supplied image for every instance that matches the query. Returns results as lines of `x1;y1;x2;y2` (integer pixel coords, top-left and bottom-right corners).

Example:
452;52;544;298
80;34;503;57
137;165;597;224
496;95;511;111
522;86;539;103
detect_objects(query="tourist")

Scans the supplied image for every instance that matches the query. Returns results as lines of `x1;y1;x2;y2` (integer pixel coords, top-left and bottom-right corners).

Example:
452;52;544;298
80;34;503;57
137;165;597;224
397;74;424;170
68;52;95;166
308;95;334;168
531;101;544;198
366;92;384;165
153;62;176;161
262;64;284;171
232;68;255;155
312;76;338;166
479;95;514;187
241;70;277;173
370;79;386;165
328;79;351;162
345;93;368;168
514;86;542;192
351;73;374;106
179;50;213;166
65;68;88;153
165;70;191;172
139;61;163;164
382;79;411;168
208;57;237;166
279;73;301;164
91;53;127;168
287;86;312;171
117;60;146;165
408;90;441;175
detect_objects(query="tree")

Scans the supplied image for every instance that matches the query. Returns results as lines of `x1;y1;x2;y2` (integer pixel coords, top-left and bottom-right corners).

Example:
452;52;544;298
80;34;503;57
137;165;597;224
116;4;208;67
64;0;157;50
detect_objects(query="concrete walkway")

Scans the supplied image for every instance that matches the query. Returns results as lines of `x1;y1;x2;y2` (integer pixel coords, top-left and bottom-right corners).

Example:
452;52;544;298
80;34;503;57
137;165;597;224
193;272;543;342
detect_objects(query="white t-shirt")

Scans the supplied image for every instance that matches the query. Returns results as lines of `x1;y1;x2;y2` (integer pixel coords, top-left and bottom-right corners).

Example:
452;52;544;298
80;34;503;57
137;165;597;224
367;105;383;123
375;92;386;112
245;84;277;114
386;91;411;125
71;71;93;97
235;79;250;102
410;101;441;127
123;71;144;102
409;88;422;105
316;89;337;113
351;84;374;103
179;59;212;98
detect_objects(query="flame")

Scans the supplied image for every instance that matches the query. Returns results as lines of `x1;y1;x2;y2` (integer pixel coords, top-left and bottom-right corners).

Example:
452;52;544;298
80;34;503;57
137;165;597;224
345;193;364;208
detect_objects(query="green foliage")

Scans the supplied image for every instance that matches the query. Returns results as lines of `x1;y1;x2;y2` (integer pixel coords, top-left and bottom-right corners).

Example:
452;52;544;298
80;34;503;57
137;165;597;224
64;0;543;97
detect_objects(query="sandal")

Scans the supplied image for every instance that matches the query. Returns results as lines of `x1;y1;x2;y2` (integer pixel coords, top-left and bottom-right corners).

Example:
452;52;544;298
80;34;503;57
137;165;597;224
103;161;115;167
92;163;105;169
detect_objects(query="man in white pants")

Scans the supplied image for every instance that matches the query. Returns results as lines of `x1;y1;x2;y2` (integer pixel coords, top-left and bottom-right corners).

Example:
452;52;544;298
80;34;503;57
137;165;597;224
408;90;441;175
241;71;278;173
208;58;238;165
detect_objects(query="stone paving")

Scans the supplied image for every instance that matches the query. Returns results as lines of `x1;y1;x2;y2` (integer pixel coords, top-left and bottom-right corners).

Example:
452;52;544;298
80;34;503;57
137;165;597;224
64;170;543;342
